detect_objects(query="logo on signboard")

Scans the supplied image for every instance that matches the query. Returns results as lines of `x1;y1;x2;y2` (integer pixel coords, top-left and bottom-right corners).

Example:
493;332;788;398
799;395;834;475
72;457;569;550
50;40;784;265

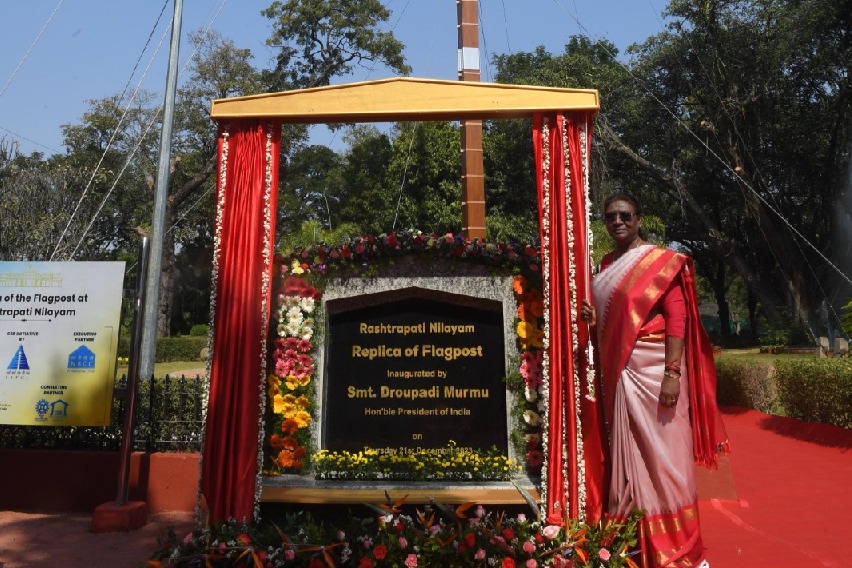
49;399;70;418
6;345;31;376
35;398;49;418
67;345;95;369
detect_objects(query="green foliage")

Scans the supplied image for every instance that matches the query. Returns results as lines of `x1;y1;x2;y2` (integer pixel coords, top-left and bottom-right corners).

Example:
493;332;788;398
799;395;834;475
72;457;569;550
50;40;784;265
262;0;410;90
775;359;852;429
841;299;852;336
119;335;208;363
118;332;207;363
715;353;852;429
714;357;780;414
189;324;209;337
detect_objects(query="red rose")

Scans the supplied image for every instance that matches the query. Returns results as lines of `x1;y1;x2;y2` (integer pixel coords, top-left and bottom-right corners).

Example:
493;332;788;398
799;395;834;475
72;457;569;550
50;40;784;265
236;533;250;546
502;558;516;568
501;527;515;541
359;558;375;568
373;544;388;560
465;533;476;548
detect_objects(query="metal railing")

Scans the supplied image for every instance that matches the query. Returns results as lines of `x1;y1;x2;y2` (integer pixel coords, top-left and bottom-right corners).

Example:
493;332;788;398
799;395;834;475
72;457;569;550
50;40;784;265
0;374;209;452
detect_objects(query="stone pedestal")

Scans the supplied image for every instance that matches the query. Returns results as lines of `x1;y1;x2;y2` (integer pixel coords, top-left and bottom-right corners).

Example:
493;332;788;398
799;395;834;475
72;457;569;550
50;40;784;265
90;501;148;532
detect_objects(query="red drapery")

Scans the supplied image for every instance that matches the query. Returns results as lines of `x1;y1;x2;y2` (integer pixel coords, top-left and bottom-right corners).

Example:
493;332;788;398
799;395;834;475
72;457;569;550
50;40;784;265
201;120;280;523
203;112;604;524
533;112;606;524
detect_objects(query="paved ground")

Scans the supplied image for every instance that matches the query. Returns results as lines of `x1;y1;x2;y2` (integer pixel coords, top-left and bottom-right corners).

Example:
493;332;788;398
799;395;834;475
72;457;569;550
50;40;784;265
0;511;194;568
0;406;849;567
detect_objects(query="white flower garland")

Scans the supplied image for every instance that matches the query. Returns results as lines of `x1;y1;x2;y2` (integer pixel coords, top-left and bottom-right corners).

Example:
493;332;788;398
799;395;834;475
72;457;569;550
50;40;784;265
195;125;230;525
562;116;587;521
253;124;275;522
538;117;552;514
579;121;596;404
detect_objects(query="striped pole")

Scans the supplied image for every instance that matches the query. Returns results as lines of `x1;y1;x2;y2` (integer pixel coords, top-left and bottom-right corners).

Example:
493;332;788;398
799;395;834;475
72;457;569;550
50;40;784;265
457;0;486;240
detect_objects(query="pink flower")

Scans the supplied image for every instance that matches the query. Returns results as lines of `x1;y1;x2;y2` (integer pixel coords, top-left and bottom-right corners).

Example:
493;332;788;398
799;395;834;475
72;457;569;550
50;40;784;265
523;541;536;554
285;549;295;561
598;548;611;562
542;525;561;540
405;553;418;567
475;548;486;560
398;536;408;549
475;505;486;518
526;560;538;568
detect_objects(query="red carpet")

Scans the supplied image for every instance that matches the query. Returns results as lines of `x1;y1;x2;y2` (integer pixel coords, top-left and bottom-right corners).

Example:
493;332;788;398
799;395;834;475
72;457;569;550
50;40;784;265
695;407;852;567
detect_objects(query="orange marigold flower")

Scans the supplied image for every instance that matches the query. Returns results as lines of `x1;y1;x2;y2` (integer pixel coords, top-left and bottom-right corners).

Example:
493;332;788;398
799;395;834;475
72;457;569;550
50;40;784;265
512;275;527;296
281;419;300;435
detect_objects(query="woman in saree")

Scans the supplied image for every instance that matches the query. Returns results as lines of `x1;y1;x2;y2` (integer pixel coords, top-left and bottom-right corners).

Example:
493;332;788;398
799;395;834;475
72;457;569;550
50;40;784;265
581;193;728;568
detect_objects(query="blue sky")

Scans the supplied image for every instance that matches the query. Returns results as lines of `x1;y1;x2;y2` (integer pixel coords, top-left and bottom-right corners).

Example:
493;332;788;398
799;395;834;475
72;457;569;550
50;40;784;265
0;0;668;156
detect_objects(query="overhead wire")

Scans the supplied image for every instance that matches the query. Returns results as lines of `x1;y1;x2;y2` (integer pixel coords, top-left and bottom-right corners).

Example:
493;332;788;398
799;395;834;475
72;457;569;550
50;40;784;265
51;0;172;260
636;0;844;333
0;0;65;102
0;0;66;154
544;0;852;298
65;0;231;259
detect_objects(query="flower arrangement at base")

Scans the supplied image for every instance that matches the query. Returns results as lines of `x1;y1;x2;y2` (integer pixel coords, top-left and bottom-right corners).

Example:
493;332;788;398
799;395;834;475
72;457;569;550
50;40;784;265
147;497;642;568
313;442;520;481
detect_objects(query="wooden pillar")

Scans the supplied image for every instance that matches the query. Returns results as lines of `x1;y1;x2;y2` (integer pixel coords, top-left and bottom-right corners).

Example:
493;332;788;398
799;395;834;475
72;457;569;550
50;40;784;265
457;0;486;240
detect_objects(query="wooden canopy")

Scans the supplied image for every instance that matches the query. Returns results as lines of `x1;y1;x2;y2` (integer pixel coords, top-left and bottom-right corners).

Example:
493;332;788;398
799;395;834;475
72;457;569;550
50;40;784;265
209;77;599;124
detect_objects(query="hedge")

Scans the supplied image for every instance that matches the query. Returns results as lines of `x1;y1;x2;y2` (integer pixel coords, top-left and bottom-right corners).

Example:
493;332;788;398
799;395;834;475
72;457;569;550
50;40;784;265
117;335;207;362
775;359;852;429
715;356;852;429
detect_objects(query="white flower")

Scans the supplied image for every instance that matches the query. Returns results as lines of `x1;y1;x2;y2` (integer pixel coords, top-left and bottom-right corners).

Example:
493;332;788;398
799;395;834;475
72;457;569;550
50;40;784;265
525;386;538;402
523;410;542;426
299;296;315;313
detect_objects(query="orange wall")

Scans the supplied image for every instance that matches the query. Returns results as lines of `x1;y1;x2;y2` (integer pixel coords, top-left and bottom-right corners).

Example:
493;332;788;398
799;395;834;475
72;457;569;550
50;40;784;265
0;450;200;513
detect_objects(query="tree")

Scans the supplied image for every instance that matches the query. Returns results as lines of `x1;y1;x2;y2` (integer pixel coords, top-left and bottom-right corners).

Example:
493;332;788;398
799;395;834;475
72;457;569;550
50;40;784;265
491;1;852;338
0;142;106;261
610;0;852;334
261;0;410;90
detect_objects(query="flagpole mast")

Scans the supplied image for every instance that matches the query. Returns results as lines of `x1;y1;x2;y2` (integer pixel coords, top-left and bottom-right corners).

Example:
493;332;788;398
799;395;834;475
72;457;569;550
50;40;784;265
457;0;486;241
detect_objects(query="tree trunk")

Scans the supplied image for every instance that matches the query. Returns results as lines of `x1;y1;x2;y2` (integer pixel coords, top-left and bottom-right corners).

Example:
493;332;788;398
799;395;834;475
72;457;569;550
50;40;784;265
155;153;217;338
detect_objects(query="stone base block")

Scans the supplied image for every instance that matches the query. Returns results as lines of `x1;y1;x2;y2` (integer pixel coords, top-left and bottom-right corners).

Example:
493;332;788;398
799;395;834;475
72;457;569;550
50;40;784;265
90;501;148;532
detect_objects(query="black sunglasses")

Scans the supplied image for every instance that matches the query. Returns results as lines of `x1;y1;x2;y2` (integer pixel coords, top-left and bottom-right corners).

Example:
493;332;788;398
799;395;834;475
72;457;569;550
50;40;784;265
604;212;637;223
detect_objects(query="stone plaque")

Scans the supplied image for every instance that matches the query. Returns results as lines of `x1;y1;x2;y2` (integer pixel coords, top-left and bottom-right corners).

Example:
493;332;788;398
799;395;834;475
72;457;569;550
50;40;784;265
323;287;507;456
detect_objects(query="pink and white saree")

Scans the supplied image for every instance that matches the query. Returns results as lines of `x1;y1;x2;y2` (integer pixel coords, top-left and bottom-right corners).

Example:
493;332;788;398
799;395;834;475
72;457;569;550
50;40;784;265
592;245;728;567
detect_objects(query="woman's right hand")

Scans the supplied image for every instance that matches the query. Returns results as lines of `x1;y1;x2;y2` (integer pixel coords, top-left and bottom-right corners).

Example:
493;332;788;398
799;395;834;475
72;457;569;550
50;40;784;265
581;299;596;327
